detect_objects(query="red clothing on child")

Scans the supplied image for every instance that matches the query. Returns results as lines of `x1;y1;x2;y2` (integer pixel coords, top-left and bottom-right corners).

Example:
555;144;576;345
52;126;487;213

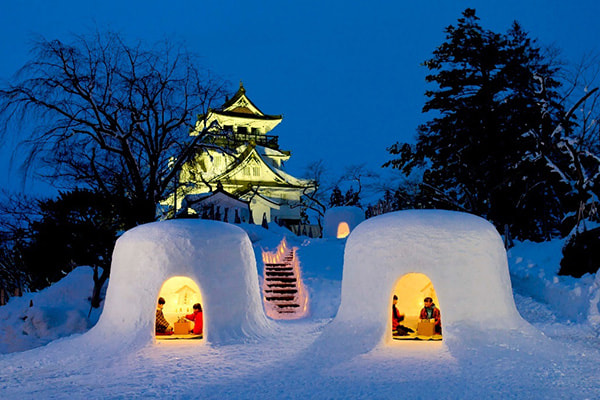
392;304;404;331
185;310;203;334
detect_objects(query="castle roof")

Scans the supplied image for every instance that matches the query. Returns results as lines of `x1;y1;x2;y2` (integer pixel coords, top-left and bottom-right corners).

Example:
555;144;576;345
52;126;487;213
214;82;282;121
213;145;314;191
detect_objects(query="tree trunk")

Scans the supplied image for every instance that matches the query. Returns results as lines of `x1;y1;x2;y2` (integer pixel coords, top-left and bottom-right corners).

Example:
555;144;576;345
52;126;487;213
90;266;110;309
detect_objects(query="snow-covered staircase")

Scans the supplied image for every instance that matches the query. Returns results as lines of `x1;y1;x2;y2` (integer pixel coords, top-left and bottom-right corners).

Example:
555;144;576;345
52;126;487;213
262;238;308;319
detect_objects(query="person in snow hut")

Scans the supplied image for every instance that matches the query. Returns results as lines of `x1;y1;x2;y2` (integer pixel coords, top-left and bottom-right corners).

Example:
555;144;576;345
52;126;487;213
419;297;442;334
185;303;203;335
392;295;414;336
156;297;173;334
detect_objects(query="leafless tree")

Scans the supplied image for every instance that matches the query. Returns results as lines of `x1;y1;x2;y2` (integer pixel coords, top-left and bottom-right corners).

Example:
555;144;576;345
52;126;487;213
298;160;329;229
0;190;42;304
538;53;600;233
336;163;379;205
0;31;228;224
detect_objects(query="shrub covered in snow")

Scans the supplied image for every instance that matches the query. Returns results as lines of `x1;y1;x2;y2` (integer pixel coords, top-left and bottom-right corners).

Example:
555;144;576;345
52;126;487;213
0;267;103;354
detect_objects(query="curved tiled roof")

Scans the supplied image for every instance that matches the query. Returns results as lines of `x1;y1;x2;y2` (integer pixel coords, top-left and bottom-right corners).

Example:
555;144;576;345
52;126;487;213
219;82;282;120
211;109;282;121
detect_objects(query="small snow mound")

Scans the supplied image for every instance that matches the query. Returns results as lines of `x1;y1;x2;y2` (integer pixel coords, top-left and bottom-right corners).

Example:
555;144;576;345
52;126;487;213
89;219;273;347
323;206;365;238
0;267;101;354
327;210;527;353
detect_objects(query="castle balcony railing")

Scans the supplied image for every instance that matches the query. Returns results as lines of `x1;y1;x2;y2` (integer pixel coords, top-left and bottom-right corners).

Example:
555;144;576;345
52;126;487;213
202;130;279;150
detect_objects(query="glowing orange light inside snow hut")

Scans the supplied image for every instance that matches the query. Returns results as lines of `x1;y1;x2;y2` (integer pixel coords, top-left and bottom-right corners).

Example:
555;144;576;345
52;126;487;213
390;273;442;340
156;276;203;330
336;222;350;238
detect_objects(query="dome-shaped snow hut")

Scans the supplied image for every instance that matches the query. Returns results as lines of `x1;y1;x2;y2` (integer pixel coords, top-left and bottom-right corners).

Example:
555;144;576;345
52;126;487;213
92;220;272;345
323;206;365;239
329;210;525;351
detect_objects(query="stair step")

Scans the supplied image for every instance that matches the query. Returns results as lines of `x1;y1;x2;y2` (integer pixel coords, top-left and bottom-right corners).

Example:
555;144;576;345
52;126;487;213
266;283;296;288
275;303;300;309
265;266;293;271
277;310;297;314
265;277;296;283
264;289;297;294
265;296;296;301
265;271;294;277
265;263;288;267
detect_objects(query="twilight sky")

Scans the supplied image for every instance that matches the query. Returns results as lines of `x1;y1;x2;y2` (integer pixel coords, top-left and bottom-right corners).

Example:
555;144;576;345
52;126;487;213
1;1;599;195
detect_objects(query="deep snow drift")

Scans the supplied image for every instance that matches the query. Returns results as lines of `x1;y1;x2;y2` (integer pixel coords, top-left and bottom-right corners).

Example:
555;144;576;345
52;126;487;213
0;267;103;354
1;212;599;399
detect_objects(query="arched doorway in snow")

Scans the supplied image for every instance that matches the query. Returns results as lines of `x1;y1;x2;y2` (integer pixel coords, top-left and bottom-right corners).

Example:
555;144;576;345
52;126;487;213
336;222;350;239
155;276;204;340
390;273;442;341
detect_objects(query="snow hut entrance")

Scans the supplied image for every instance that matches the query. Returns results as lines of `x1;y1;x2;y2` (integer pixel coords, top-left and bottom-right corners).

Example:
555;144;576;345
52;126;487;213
391;273;442;341
337;222;350;239
155;276;204;340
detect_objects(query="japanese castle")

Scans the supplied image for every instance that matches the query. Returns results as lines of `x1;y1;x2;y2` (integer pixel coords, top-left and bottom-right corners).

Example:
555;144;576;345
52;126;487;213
173;83;316;228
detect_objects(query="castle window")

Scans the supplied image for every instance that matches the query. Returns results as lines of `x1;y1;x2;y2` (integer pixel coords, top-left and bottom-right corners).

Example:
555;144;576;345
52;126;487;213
251;127;259;135
224;125;233;132
252;166;260;176
238;126;248;135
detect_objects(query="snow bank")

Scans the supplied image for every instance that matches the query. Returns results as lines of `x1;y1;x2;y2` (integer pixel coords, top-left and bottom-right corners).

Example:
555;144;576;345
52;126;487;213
323;206;365;238
0;267;103;354
88;220;273;346
508;239;598;324
327;210;526;351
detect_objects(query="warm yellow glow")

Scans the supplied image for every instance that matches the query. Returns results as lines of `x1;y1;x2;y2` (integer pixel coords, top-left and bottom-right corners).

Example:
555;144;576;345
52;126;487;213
391;273;440;329
157;276;203;325
336;222;350;239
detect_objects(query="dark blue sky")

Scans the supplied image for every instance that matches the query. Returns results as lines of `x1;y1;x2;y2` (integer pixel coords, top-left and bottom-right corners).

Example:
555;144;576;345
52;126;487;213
1;1;599;195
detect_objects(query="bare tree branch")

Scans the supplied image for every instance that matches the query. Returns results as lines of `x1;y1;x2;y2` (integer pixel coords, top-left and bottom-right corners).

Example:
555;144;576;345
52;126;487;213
0;31;228;223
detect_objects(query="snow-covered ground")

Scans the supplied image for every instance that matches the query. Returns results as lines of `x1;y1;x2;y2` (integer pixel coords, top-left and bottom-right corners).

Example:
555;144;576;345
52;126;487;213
1;219;599;399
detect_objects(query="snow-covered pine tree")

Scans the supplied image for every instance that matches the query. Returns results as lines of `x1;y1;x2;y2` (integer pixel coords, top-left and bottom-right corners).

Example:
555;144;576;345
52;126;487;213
386;8;567;241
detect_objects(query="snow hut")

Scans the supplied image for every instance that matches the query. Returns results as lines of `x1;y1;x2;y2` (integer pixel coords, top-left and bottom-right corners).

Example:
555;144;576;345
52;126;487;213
330;210;524;350
92;219;272;345
323;206;365;239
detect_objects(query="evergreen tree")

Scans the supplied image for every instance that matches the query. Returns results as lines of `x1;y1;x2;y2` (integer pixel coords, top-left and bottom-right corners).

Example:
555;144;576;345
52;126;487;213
344;187;360;207
22;189;137;307
387;9;567;240
329;186;345;207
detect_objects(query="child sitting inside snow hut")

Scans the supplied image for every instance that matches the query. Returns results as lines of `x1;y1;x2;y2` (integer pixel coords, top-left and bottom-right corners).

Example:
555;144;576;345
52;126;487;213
392;295;414;336
419;297;441;335
185;303;203;335
156;297;173;334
